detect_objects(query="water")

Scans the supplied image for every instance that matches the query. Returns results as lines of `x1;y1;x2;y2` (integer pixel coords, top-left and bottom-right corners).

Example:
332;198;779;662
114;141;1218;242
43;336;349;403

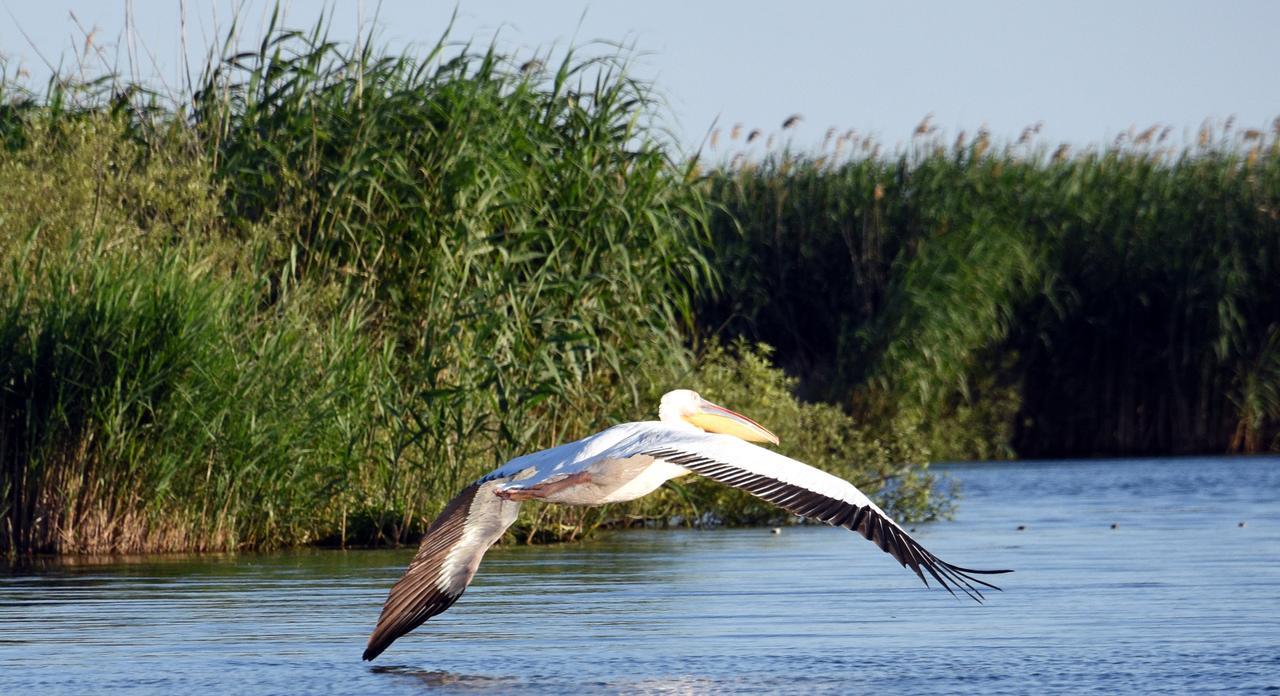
3;457;1278;694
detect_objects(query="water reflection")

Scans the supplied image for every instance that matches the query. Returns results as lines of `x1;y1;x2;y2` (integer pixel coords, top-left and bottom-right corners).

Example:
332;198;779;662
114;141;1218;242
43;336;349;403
371;666;523;690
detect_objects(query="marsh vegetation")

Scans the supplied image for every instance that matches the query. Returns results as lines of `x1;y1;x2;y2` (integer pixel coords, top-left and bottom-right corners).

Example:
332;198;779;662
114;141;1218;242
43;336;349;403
1;15;1275;555
702;118;1280;460
0;17;938;555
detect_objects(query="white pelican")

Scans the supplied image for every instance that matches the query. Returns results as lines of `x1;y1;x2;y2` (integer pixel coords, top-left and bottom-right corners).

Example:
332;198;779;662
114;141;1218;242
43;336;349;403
363;389;1010;660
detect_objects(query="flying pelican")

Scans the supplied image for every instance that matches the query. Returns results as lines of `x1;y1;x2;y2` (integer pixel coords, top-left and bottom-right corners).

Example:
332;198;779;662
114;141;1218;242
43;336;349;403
363;389;1010;660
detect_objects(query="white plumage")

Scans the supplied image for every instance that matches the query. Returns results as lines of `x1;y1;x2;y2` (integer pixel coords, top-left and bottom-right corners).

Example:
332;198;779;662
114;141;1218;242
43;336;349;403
363;389;1009;661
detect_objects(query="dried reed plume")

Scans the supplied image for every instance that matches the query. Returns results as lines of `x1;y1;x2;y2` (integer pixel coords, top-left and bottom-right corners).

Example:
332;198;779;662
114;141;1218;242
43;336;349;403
914;113;935;136
973;129;991;159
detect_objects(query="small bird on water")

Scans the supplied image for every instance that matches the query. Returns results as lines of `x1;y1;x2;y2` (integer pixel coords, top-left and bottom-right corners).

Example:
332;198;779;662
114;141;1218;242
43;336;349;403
363;389;1012;660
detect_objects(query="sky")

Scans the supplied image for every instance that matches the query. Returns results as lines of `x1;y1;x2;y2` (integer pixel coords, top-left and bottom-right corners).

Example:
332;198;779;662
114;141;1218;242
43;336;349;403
1;1;1277;156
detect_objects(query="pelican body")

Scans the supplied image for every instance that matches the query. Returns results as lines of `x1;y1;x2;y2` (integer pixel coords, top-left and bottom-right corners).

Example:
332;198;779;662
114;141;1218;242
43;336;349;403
363;389;1009;660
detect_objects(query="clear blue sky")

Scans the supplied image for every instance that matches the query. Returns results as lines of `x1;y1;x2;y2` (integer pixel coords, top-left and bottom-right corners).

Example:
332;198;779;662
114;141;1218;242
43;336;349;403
2;1;1277;155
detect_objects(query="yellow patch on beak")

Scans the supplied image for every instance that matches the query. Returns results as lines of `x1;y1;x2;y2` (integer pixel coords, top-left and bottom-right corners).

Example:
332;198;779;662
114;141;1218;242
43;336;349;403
685;402;780;445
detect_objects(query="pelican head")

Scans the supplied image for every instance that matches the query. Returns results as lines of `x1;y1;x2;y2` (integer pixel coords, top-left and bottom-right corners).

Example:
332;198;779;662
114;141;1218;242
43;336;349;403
658;389;779;445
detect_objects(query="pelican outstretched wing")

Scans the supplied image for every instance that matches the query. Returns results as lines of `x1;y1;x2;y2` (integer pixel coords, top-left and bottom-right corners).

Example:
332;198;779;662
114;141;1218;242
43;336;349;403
363;480;520;660
638;432;1011;601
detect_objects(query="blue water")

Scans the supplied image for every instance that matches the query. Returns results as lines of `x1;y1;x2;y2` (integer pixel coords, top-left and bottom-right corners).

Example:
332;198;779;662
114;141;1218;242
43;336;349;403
2;457;1278;694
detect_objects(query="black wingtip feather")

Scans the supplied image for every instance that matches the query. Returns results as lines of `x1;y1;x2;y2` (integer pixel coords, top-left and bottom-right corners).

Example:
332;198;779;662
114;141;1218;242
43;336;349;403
944;564;1015;575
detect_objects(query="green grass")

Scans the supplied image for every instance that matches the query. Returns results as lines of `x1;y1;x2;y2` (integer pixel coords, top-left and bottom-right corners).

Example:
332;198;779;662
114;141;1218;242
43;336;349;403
0;235;384;553
6;12;1276;556
0;13;942;555
701;127;1280;458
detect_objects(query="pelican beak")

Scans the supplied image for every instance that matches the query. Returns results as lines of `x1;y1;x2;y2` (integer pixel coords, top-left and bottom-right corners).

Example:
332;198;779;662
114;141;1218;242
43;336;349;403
685;400;780;445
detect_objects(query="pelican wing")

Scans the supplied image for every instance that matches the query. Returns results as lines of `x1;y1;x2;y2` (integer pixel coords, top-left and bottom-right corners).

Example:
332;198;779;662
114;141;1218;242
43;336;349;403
640;434;1010;601
363;480;520;660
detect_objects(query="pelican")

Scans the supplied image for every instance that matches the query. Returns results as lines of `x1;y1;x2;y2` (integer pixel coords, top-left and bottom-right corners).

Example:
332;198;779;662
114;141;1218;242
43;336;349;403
363;389;1010;660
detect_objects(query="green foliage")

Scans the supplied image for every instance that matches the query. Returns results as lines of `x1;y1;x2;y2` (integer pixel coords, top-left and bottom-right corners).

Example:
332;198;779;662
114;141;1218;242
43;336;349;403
0;112;222;268
702;133;1280;459
191;14;712;325
7;10;1275;560
3;14;947;556
0;238;382;553
184;17;719;544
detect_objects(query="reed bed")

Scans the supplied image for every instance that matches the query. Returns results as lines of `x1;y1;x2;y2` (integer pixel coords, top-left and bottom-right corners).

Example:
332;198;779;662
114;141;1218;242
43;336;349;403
702;120;1280;459
0;16;938;555
16;13;1269;554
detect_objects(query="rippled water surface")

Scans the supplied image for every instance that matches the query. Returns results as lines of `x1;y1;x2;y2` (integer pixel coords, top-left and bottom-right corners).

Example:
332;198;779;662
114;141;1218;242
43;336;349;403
3;457;1279;694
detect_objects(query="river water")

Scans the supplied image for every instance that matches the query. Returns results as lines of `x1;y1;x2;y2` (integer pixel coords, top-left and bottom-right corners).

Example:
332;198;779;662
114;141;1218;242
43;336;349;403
2;457;1278;694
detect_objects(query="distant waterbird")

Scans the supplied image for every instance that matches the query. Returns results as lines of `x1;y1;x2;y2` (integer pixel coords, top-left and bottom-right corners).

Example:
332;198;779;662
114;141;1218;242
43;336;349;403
363;389;1011;660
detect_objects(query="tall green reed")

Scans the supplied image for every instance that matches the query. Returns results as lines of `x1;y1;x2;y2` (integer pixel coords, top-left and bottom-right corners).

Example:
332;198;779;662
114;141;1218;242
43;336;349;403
186;14;723;541
0;235;382;553
2;13;945;555
702;125;1280;458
